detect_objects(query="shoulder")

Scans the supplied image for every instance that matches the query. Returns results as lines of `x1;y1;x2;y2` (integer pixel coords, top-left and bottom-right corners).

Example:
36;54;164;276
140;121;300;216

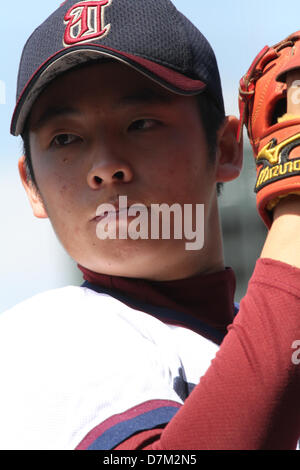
0;285;220;449
0;284;189;386
0;285;85;317
0;286;186;449
0;285;164;369
0;285;146;330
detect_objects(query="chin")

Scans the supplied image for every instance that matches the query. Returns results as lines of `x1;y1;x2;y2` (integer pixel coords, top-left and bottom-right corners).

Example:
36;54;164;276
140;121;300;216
75;237;188;279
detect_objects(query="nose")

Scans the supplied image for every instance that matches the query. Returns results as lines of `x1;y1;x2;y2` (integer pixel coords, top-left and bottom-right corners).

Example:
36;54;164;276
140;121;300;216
87;157;134;189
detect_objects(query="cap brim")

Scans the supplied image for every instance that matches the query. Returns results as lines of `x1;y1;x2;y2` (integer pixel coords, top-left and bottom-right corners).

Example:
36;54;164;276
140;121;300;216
11;45;206;136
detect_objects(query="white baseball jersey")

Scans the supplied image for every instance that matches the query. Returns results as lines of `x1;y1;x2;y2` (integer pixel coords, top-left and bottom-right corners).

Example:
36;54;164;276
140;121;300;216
0;285;220;450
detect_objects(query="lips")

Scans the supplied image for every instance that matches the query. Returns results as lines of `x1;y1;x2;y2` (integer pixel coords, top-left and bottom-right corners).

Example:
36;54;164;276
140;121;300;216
94;208;129;223
93;203;148;223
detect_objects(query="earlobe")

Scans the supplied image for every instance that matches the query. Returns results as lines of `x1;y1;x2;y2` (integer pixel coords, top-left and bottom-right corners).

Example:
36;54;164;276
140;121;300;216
18;155;48;219
215;116;243;183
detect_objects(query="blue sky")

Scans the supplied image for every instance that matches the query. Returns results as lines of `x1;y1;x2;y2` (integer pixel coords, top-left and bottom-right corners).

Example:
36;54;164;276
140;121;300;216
1;0;300;311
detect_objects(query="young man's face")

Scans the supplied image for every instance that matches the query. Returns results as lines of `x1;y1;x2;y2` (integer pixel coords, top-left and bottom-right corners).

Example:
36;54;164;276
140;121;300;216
21;61;230;281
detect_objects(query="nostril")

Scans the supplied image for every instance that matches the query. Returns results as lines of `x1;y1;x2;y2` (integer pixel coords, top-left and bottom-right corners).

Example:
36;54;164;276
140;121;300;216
94;176;103;184
114;171;125;180
92;170;127;186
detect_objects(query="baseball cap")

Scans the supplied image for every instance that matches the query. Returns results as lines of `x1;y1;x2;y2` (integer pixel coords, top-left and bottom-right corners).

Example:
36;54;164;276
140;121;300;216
11;0;225;136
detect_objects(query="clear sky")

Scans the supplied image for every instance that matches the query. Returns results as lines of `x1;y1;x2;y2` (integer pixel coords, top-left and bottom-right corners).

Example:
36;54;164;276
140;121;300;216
0;0;300;311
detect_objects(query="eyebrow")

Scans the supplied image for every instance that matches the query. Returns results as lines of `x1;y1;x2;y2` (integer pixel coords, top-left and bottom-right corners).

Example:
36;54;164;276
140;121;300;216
115;88;173;109
32;106;81;131
32;89;172;130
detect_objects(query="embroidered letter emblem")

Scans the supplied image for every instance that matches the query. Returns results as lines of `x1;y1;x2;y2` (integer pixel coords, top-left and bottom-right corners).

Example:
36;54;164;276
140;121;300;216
64;0;112;46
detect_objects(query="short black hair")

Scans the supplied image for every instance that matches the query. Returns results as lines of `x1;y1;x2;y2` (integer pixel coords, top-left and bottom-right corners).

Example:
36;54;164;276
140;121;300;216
21;91;225;194
22;123;37;189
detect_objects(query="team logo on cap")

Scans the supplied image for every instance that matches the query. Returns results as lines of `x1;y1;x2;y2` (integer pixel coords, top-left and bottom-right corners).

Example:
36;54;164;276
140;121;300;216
64;0;112;46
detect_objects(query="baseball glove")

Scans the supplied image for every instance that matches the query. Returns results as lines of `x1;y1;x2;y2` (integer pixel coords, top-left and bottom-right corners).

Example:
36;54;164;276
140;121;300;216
238;31;300;228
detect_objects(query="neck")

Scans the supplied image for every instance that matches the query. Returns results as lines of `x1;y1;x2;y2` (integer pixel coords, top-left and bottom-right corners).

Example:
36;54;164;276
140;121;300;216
167;194;225;281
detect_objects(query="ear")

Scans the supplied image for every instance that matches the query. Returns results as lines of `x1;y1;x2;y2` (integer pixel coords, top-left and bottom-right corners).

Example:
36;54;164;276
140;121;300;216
18;155;48;219
215;115;243;182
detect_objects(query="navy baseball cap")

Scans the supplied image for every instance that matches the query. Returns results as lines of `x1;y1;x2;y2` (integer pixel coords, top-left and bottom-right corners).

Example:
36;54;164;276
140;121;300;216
11;0;225;136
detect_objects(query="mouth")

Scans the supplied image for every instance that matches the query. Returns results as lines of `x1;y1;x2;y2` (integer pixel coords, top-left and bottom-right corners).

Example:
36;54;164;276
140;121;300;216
93;208;129;223
92;204;149;223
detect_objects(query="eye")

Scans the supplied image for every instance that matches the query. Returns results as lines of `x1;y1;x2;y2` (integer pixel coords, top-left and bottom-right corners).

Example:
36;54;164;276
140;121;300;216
128;119;158;131
52;134;79;147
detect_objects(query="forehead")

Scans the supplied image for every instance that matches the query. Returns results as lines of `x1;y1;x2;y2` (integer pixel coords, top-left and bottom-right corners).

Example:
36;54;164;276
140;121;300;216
29;61;187;122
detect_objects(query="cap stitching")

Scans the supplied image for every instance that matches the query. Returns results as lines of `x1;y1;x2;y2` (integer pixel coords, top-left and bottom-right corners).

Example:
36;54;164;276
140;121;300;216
165;1;191;72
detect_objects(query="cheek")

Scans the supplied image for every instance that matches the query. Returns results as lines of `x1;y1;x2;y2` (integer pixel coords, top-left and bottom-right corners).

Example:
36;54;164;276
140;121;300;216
144;137;211;202
32;149;81;203
36;168;82;234
40;177;85;256
41;170;75;200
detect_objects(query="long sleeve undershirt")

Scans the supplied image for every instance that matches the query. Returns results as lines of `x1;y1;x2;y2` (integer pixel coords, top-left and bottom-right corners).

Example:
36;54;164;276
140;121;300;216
114;259;300;450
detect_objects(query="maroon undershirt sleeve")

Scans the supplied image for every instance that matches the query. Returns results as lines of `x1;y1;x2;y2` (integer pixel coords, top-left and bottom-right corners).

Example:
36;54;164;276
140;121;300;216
115;258;300;450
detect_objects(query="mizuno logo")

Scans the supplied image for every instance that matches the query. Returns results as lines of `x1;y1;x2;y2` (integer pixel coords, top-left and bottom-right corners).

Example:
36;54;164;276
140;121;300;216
255;134;300;192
